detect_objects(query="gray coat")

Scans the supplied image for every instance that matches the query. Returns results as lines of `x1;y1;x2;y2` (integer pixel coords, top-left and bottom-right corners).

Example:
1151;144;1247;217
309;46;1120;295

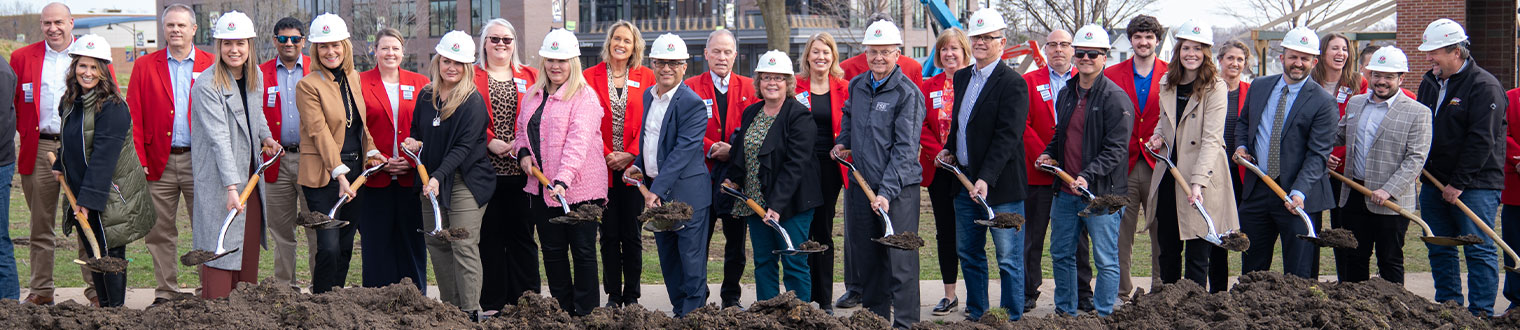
1334;91;1432;215
836;66;925;201
190;71;271;271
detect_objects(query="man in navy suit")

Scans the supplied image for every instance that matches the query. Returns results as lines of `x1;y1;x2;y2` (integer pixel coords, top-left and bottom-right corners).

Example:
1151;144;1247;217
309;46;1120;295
634;34;712;317
1232;27;1339;279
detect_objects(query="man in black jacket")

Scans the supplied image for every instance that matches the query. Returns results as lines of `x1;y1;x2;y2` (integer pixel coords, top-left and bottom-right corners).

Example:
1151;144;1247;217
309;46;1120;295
1413;18;1508;317
935;7;1029;321
1035;24;1133;317
0;54;19;300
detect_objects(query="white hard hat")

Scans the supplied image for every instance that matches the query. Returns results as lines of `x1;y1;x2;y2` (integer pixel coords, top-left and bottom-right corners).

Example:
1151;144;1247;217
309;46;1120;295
67;34;112;63
1417;18;1467;51
1281;27;1320;55
436;31;476;63
648;33;689;60
1364;46;1409;73
965;8;1007;37
1173;20;1213;46
754;50;794;75
1071;24;1111;49
861;20;903;45
308;13;351;43
212;11;255;39
539;29;581;60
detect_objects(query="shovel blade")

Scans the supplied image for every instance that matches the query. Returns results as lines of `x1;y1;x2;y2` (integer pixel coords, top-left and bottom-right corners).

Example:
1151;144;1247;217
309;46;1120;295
642;222;687;232
1421;236;1477;247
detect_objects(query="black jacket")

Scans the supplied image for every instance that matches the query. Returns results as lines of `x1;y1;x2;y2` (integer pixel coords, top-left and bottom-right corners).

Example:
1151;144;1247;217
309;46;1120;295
0;57;14;166
1418;61;1507;191
1042;74;1133;196
55;97;130;211
726;98;822;220
409;88;496;208
946;62;1029;205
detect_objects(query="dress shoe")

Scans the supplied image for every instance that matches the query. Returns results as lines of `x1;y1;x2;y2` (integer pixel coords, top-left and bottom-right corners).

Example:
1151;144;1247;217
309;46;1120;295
22;294;53;306
931;297;958;316
1023;299;1036;313
833;291;861;309
89;297;99;307
1078;299;1095;312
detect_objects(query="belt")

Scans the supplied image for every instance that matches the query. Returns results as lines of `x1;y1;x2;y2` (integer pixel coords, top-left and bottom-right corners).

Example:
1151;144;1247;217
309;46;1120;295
282;145;300;154
170;147;191;154
38;133;60;141
340;152;361;162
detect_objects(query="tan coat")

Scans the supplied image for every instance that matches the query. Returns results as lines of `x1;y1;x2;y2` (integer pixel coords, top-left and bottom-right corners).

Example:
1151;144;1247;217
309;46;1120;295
295;68;377;188
1145;77;1239;240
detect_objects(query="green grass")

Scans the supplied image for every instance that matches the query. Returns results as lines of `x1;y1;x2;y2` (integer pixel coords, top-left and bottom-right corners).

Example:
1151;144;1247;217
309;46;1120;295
5;180;1485;290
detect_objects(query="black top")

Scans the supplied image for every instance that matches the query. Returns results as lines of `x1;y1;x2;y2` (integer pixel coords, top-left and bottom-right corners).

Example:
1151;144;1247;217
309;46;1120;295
715;86;729;124
0;57;16;166
55;97;130;211
809;91;832;153
1173;82;1194;159
1224;88;1240;156
725;99;822;220
409;87;496;208
528;92;548;161
1417;62;1508;191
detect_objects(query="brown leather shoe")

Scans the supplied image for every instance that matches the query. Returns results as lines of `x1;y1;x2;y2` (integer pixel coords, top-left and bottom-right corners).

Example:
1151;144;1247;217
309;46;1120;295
22;294;53;306
89;297;99;307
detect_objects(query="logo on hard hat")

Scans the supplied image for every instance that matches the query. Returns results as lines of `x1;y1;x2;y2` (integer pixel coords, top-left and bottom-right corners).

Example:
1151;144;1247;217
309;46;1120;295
874;29;882;37
1378;56;1386;64
551;42;559;50
228;22;236;31
86;42;94;49
1299;36;1309;44
451;43;460;52
768;58;776;66
667;43;675;51
1192;27;1201;34
976;19;984;27
323;25;331;34
1084;32;1093;40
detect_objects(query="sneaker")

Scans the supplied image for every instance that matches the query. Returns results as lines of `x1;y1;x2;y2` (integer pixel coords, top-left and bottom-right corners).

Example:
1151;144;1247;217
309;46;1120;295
834;291;861;309
1023;299;1036;313
931;297;958;316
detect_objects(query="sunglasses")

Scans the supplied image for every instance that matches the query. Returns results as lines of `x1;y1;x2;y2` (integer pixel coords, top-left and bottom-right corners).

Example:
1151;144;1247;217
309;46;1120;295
487;36;514;45
275;36;303;44
1073;49;1105;59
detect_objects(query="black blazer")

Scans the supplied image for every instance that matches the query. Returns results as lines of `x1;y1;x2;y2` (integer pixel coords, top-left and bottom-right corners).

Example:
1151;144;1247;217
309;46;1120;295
1042;75;1133;196
726;98;822;220
409;88;495;209
635;84;713;211
55;98;130;211
1417;62;1507;191
1233;75;1337;212
946;62;1029;205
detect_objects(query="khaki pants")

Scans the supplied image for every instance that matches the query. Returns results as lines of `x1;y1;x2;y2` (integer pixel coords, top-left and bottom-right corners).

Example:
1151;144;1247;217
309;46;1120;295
264;151;314;289
424;174;486;312
1118;163;1154;299
146;152;193;299
22;138;92;297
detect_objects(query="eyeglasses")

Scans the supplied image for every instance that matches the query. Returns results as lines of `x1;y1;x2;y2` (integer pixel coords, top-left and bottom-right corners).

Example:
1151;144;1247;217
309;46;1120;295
865;49;898;58
1045;41;1072;48
1367;71;1402;81
487;36;514;45
275;36;303;44
651;60;685;69
971;34;1004;42
759;75;790;82
1073;49;1105;59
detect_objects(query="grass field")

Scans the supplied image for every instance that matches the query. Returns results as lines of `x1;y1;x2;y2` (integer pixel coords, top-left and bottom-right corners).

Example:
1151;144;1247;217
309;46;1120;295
3;177;1487;292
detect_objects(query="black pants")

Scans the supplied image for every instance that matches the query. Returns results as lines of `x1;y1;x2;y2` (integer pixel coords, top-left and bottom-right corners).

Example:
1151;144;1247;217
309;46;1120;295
1332;191;1409;283
303;167;361;294
1208;166;1246;292
357;183;426;292
705;169;747;306
535;196;601;316
1240;184;1321;278
601;173;644;305
79;212;126;307
480;175;539;311
809;154;843;306
927;170;959;288
1154;178;1211;286
1023;184;1093;301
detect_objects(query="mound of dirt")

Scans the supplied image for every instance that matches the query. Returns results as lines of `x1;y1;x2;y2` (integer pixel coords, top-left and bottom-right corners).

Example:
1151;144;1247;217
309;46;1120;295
640;202;694;231
84;257;128;273
1453;234;1485;245
974;213;1025;230
429;228;471;241
550;204;604;224
875;232;925;250
1219;232;1250;251
1312;228;1359;249
796;241;828;252
179;250;224;266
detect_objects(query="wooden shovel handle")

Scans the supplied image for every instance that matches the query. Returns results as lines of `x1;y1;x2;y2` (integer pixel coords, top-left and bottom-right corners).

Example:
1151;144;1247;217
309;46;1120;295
1233;154;1290;200
48;153;102;259
530;165;553;187
414;163;431;184
849;170;878;201
1326;171;1415;217
1421;170;1520;267
948;166;977;192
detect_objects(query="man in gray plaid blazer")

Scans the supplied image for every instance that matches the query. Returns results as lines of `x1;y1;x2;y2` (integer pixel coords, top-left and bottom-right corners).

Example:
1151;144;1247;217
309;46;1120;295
1327;46;1431;284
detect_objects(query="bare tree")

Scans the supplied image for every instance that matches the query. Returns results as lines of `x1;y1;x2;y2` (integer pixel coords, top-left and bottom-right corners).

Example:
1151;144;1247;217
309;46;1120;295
1223;0;1350;29
0;0;37;15
759;0;790;51
1007;0;1157;33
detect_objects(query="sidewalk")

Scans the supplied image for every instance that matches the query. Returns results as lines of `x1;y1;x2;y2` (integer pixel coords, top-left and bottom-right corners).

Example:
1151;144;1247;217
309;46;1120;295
27;273;1447;320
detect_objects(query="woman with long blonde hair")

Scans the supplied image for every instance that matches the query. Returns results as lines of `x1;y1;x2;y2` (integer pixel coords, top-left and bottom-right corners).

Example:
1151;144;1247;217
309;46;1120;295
582;20;655;306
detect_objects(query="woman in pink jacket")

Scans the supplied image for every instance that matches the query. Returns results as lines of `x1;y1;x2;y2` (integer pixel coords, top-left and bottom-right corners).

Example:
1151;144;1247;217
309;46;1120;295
512;29;608;316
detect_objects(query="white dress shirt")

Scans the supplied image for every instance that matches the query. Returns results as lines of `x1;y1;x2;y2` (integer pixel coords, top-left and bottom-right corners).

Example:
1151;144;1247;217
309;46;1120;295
642;86;679;178
39;44;70;134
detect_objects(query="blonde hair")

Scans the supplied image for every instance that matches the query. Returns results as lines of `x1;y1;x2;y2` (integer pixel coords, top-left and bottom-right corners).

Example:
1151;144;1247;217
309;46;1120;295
533;56;587;99
308;39;356;74
599;21;644;71
797;32;844;81
934;28;972;71
425;54;480;120
478;18;525;70
212;38;262;94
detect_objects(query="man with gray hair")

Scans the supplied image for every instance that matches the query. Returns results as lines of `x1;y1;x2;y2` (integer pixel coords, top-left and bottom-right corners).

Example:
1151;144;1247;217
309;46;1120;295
685;28;757;309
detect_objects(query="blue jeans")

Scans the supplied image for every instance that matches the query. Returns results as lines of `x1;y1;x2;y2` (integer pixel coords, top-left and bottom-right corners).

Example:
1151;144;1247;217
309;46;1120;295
747;209;814;302
654;205;710;317
1420;186;1500;316
1050;192;1122;316
1502;204;1520;311
0;162;15;300
953;188;1023;319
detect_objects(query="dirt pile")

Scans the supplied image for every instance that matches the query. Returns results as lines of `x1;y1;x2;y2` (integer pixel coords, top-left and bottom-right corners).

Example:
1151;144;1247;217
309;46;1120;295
1219;232;1250;251
875;231;925;250
974;213;1025;230
639;202;693;231
1311;228;1360;249
178;250;226;266
551;204;605;224
84;257;128;273
481;290;889;329
1079;195;1130;216
429;228;472;241
796;240;829;252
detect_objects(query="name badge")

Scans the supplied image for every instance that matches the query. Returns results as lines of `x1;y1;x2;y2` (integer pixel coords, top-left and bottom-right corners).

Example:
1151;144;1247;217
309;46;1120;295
702;99;714;118
266;87;278;107
627;80;641;89
192;71;205;79
514;78;528;92
1037;84;1053;101
930;91;944;109
794;93;810;108
401;85;415;100
21;83;32;103
1336;87;1350;103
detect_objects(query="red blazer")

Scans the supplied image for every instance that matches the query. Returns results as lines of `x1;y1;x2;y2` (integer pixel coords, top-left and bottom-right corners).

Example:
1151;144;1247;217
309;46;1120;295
358;68;429;188
258;56;312;182
1501;88;1520;204
11;40;114;175
1235;80;1250;184
1103;57;1168;170
127;47;214;181
840;53;924;85
797;75;850;185
1021;66;1074;186
584;63;654;187
1328;77;1369;172
918;72;954;185
685;71;757;165
474;64;539;141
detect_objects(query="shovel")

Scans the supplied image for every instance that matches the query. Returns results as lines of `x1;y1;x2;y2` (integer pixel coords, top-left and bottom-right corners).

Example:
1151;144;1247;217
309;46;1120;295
831;150;923;250
299;150;386;229
181;147;283;266
934;158;1023;230
1232;154;1357;249
720;182;827;255
524;161;601;224
1035;163;1127;216
1420;170;1520;273
48;153;127;273
1142;144;1248;251
1327;171;1477;246
403;145;469;241
623;167;691;232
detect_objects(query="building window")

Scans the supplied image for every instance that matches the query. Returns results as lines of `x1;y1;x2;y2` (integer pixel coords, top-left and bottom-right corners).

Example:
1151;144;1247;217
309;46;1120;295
193;5;211;45
913;47;927;58
312;0;342;15
471;0;500;34
431;0;457;37
388;0;418;38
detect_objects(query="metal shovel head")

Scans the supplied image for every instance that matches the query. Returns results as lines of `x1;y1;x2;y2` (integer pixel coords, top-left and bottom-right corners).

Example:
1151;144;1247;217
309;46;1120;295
873;232;925;250
179;248;239;266
642;221;687;232
427;228;471;241
1300;228;1358;249
1420;234;1482;247
297;210;339;228
549;203;604;224
973;212;1025;230
79;257;129;273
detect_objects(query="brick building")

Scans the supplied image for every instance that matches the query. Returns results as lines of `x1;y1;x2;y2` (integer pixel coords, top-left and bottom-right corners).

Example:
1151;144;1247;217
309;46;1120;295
1394;0;1517;90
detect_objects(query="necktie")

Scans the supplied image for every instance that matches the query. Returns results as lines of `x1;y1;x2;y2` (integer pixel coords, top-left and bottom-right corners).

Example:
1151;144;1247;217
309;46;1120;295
1267;86;1289;178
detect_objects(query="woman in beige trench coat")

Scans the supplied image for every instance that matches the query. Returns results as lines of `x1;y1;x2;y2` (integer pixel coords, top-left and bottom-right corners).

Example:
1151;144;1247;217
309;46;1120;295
1143;20;1240;287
